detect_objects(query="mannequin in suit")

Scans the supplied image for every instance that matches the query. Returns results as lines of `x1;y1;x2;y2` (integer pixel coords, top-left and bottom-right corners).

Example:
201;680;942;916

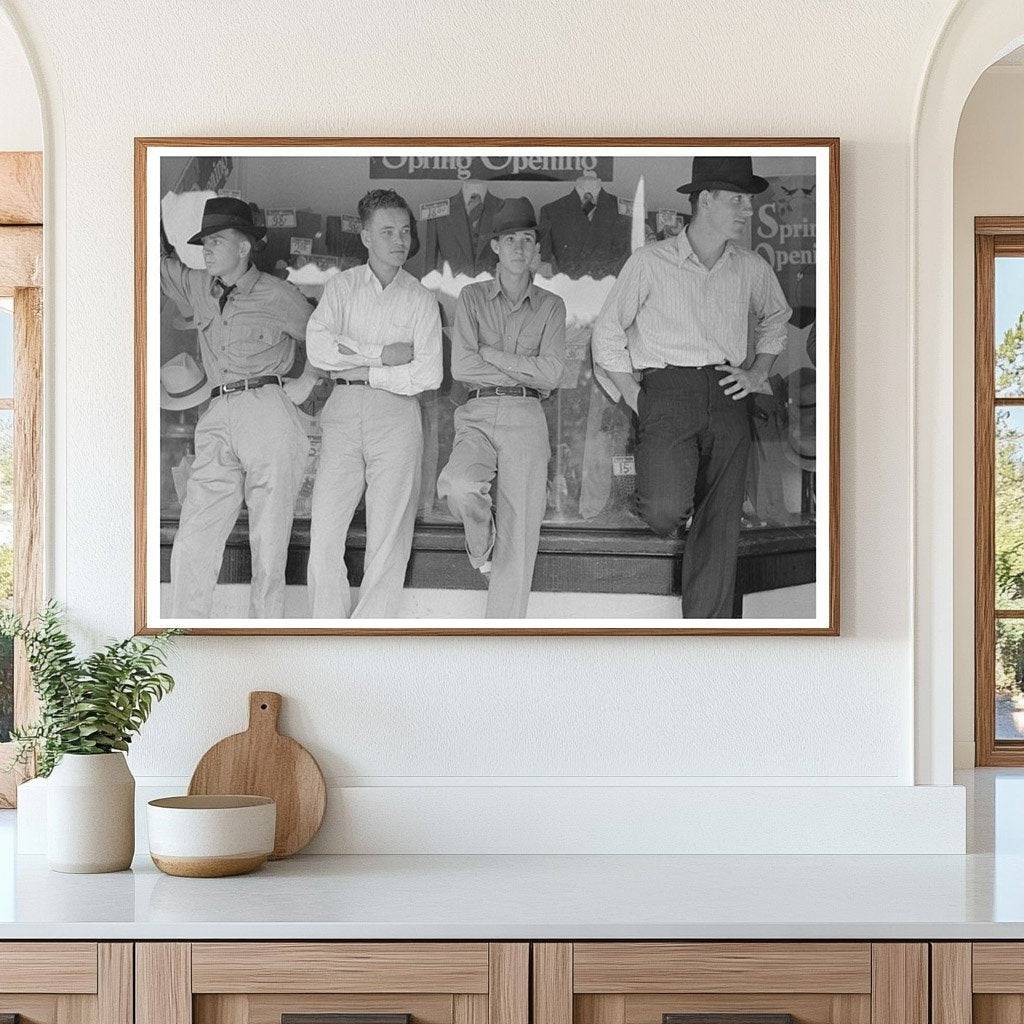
537;171;635;280
412;180;502;278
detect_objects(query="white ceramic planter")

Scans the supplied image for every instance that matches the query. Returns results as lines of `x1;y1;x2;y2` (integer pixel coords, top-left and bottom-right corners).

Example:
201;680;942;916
46;752;135;873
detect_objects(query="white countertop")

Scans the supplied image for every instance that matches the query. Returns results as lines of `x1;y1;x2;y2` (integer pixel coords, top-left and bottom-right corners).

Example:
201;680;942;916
1;848;1023;940
1;769;1021;941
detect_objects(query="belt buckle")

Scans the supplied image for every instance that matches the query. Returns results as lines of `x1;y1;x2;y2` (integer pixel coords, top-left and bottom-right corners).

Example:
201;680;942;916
222;379;244;394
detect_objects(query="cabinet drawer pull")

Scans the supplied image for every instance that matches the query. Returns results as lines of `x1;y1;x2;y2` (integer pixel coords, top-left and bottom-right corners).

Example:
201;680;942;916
664;1016;796;1024
283;1016;411;1024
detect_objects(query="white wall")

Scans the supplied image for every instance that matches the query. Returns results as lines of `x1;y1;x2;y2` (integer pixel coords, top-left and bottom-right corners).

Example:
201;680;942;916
0;0;972;852
952;64;1024;768
0;7;39;151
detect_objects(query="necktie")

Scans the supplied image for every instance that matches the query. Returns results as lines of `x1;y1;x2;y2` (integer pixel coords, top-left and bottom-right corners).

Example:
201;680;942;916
582;193;596;218
217;281;236;313
467;194;484;231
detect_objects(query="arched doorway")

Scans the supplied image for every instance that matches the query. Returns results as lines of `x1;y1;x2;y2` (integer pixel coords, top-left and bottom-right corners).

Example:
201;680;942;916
914;0;1024;784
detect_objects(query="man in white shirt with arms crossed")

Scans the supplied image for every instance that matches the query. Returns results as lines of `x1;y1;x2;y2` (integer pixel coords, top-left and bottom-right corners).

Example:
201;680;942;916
306;189;442;619
593;156;791;619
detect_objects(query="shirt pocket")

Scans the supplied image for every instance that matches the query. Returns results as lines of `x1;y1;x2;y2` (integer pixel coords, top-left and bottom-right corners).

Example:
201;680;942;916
475;317;503;352
512;311;548;357
226;316;282;357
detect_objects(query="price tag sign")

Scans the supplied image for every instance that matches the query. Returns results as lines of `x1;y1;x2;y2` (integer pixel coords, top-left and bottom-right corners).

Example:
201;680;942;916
420;199;451;221
265;209;297;229
612;455;636;477
289;236;313;256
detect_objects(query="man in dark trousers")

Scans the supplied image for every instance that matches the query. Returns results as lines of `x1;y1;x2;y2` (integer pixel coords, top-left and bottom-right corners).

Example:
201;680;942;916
593;156;792;618
413;179;502;278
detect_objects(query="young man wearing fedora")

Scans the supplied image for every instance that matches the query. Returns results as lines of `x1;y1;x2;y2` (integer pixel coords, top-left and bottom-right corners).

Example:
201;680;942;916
593;156;792;619
305;189;442;619
160;195;318;620
437;197;566;618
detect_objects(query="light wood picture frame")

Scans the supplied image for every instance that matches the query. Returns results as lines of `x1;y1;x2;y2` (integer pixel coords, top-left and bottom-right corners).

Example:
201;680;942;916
135;137;840;636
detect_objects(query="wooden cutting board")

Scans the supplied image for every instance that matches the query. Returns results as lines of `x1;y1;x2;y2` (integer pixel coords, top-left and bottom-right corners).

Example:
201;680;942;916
188;691;326;859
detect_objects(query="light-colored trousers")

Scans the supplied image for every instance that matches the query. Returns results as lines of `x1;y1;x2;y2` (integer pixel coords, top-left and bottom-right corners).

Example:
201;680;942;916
308;386;423;619
170;386;308;619
437;396;550;618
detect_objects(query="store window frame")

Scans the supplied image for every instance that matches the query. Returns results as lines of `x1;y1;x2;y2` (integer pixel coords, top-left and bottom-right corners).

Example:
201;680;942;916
0;151;43;806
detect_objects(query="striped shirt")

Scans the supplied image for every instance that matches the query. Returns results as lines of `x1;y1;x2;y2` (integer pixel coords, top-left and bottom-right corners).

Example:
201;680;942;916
451;277;566;394
592;231;791;374
306;264;442;396
159;258;311;386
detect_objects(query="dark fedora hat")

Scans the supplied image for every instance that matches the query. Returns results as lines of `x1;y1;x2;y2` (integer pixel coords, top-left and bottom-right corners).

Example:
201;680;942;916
489;197;538;238
187;196;267;246
676;156;769;196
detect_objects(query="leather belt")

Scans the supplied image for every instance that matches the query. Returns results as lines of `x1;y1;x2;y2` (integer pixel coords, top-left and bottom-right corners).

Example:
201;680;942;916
211;374;283;398
332;376;369;386
467;386;541;400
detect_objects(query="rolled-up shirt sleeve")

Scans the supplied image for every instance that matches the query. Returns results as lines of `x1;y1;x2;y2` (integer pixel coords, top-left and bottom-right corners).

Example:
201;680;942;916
368;294;443;395
592;249;649;373
160;254;204;317
307;276;382;372
482;298;566;391
751;260;792;357
281;282;313;342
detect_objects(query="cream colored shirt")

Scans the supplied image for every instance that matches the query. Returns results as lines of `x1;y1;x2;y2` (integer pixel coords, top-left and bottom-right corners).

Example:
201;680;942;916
592;230;792;374
306;264;443;396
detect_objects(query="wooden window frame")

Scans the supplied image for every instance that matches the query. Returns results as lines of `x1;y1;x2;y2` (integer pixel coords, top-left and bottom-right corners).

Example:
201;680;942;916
0;151;43;806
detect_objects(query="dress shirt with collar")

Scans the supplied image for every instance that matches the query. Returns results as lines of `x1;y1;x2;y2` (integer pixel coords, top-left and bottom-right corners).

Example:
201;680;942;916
451;276;566;395
160;256;311;386
306;263;443;396
592;229;792;374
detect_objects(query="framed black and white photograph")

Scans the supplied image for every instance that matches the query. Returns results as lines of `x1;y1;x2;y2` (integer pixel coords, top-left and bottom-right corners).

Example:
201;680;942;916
135;138;839;635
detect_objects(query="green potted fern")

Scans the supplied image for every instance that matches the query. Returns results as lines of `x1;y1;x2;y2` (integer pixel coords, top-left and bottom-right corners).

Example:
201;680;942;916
2;603;177;873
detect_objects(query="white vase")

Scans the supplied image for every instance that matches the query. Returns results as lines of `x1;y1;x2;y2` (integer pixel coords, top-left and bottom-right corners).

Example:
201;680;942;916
46;752;135;873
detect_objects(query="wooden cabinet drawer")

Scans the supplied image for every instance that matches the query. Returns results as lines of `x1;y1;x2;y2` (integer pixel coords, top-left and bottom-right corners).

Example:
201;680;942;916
572;943;872;994
0;942;98;993
0;942;130;1024
933;942;1024;1024
191;943;490;993
535;943;926;1024
138;942;528;1024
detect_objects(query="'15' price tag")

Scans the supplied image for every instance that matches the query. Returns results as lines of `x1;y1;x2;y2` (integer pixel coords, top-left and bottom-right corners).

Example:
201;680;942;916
612;456;635;477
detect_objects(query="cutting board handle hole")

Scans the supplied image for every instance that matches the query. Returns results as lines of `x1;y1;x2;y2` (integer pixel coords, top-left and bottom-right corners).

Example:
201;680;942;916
260;703;268;710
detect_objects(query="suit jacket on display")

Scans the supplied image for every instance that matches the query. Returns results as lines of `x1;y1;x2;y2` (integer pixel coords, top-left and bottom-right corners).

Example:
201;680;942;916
412;190;502;278
538;188;634;279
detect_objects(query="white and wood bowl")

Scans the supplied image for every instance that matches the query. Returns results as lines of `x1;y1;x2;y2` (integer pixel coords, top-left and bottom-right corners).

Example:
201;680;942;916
147;795;276;877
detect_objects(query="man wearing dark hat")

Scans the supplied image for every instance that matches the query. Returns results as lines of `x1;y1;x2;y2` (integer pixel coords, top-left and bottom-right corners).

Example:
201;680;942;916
593;156;792;619
160;195;317;620
437;197;566;618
